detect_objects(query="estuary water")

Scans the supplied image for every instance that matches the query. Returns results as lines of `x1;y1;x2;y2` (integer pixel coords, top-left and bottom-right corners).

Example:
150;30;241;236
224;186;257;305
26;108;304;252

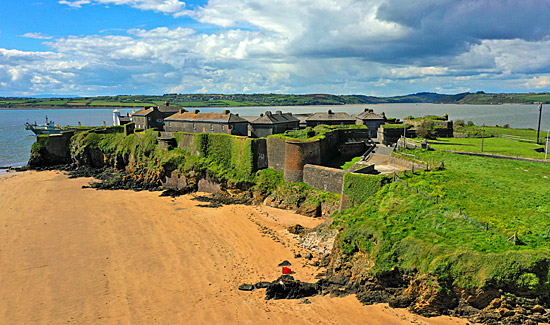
1;103;549;168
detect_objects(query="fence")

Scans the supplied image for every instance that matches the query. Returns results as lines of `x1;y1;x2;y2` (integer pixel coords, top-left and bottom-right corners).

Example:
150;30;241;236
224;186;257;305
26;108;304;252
391;163;523;245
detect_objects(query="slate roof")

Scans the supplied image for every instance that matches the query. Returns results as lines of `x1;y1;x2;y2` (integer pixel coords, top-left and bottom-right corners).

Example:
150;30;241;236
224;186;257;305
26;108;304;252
355;109;386;121
133;107;154;116
305;110;358;122
132;105;182;116
251;111;299;125
165;112;247;124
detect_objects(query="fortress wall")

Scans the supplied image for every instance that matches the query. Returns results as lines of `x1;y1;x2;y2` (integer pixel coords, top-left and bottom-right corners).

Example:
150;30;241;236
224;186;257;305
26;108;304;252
319;131;339;164
47;131;75;161
175;133;198;155
253;138;268;171
266;136;286;171
338;142;366;159
283;140;321;182
338;128;370;143
303;164;346;194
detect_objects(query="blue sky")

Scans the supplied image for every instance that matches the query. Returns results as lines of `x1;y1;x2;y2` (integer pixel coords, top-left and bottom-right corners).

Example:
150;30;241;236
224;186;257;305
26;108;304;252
0;0;549;97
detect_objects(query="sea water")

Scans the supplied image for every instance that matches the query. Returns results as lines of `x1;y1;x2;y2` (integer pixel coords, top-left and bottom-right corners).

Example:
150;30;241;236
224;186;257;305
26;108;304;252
0;104;548;168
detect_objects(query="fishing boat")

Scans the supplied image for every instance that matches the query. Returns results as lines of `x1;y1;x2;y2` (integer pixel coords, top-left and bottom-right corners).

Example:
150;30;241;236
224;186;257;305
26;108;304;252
25;116;63;135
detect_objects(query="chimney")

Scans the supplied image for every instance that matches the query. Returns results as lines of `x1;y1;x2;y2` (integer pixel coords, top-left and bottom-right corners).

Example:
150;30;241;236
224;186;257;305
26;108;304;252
328;109;333;114
266;111;272;116
179;108;188;114
259;113;264;117
223;110;230;115
193;109;200;114
275;110;282;115
164;101;169;106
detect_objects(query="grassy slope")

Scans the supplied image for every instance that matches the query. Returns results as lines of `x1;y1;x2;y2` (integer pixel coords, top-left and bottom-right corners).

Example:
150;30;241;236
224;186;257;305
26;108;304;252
0;92;449;108
335;150;550;292
436;93;550;104
425;137;547;159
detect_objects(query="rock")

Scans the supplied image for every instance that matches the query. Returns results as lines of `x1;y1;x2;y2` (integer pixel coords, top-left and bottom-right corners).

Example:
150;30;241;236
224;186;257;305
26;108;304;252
299;298;312;304
254;281;271;289
296;204;321;218
329;275;349;286
278;260;291;267
265;276;318;300
294;253;302;258
532;305;545;313
238;283;255;291
304;253;313;260
288;224;305;234
389;295;413;308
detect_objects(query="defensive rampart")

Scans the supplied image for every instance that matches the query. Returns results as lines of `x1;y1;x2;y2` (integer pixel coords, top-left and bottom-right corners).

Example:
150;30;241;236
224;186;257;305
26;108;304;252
303;164;346;194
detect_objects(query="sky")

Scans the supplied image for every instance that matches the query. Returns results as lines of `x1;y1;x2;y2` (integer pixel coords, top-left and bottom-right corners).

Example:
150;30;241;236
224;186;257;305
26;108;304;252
0;0;549;97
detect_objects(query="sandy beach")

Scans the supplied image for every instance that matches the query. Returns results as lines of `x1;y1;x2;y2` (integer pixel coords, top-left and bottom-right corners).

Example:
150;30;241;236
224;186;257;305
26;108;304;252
0;171;468;324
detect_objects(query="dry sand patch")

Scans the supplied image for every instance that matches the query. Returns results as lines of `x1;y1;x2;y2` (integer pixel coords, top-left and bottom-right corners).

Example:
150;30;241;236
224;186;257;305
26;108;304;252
0;171;468;324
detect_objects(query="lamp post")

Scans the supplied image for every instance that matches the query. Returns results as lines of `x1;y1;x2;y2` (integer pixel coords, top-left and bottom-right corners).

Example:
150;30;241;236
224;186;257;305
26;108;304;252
545;130;549;160
403;124;406;149
537;103;543;144
481;124;485;152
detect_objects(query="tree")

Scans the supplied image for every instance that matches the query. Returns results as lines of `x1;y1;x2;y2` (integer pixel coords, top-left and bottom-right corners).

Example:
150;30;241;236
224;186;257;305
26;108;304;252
416;121;436;139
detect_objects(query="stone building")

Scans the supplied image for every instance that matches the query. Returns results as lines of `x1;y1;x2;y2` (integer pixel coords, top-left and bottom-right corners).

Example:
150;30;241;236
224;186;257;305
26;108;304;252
354;108;386;137
164;110;249;136
132;102;182;130
304;110;359;127
248;111;299;137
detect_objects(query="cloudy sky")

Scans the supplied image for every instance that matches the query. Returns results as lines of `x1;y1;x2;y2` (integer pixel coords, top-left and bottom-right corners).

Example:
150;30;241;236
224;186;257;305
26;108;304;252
0;0;549;97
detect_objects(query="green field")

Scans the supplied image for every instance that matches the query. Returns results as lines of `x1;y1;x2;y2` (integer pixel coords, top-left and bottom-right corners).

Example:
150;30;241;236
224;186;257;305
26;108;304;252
423;137;547;159
88;100;156;107
436;92;550;104
335;150;550;291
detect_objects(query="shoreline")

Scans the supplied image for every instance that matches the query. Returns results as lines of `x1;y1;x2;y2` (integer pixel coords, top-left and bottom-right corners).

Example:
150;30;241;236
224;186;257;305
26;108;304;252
0;102;543;110
0;170;468;324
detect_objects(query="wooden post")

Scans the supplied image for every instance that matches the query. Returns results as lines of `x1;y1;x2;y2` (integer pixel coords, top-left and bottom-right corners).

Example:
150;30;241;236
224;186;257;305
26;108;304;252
508;231;518;245
485;222;489;231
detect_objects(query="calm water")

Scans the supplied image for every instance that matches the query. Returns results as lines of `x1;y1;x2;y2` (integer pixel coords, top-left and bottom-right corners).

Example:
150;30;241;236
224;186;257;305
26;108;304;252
1;104;548;167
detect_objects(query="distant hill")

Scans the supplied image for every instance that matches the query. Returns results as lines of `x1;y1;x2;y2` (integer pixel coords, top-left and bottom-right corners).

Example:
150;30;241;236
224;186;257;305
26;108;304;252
435;92;550;104
3;92;547;108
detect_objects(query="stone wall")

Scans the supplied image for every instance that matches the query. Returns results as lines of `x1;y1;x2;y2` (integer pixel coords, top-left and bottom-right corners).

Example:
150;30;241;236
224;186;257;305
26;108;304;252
319;131;340;164
338;142;366;158
303;164;347;194
47;131;75;160
253;138;268;171
284;140;321;182
266;136;286;171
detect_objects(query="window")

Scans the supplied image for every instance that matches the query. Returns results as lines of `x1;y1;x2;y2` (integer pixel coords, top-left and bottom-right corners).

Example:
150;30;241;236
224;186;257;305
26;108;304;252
193;123;196;130
222;125;225;131
210;124;214;131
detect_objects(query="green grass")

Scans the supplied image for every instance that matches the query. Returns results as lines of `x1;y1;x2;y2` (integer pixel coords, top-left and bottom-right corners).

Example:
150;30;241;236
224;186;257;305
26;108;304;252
401;150;550;248
88;101;156;107
334;150;550;293
341;156;362;170
424;137;547;159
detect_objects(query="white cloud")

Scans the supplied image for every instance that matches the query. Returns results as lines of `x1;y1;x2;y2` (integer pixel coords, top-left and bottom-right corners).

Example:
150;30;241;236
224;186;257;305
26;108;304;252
2;0;550;96
59;0;186;14
21;32;54;40
524;76;550;89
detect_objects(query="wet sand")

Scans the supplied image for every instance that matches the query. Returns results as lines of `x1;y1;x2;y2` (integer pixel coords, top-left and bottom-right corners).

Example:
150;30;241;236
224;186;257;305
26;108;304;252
0;171;468;324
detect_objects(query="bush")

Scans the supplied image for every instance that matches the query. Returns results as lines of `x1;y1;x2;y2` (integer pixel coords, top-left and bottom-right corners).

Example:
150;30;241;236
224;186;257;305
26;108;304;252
416;121;436;139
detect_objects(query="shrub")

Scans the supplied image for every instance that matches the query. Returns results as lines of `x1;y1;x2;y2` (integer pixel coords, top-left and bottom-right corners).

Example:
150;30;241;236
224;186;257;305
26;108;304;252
416;121;436;139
